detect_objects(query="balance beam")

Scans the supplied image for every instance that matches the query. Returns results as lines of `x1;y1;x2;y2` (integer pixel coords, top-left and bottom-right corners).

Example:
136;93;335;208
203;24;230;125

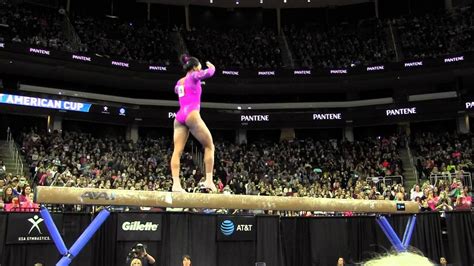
35;187;419;213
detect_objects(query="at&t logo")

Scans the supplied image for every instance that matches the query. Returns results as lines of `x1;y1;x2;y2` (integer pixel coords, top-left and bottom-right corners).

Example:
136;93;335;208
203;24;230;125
220;220;235;236
220;219;253;236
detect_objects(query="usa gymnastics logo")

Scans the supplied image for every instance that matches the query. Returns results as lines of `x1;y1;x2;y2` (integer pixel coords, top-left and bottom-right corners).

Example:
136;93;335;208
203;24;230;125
220;220;235;236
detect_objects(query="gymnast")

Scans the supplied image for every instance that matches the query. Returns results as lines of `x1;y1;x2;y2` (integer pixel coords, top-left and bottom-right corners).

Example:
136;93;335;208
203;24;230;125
170;54;217;193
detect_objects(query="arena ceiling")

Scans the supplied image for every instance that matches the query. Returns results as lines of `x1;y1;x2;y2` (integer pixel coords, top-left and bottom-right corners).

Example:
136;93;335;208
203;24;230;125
136;0;372;8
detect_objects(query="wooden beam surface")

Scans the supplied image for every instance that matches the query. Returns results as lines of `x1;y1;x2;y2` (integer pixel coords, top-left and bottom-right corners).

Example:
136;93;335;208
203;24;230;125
35;186;419;213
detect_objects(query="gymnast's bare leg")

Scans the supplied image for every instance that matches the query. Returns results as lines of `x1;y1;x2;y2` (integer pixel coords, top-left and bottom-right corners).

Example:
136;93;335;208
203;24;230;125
171;119;190;192
186;111;217;192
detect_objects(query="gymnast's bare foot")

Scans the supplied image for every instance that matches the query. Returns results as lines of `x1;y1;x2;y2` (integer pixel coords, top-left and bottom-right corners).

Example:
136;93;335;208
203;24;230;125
172;184;187;193
203;180;218;193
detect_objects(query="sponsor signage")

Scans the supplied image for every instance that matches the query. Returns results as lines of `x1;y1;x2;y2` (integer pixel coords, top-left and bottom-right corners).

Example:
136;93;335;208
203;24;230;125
148;65;167;71
241;114;270;122
404;61;423;67
396;203;406;211
366;65;384;72
168;112;177;119
0;93;91;112
119;107;126;116
111;61;129;68
80;191;116;201
102;106;110;114
72;54;91;62
29;47;50;56
465;102;474;109
294;70;311;75
217;216;255;241
330;69;347;74
313;113;342;120
257;71;275;76
222;70;239;76
117;213;162;241
444;56;464;63
385;107;417;116
1;43;470;78
6;213;63;244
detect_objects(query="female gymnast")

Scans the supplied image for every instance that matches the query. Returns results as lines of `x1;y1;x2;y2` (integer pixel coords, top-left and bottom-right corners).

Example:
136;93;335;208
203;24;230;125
170;55;217;192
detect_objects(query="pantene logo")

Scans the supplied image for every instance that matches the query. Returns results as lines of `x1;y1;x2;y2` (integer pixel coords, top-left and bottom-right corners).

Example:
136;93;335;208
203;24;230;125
241;115;269;122
149;66;167;71
72;55;91;62
367;65;384;71
330;69;347;74
222;70;239;76
122;221;159;231
111;61;129;68
258;71;275;76
444;56;464;63
29;48;50;55
404;61;423;67
313;113;342;120
294;70;311;75
386;107;417;116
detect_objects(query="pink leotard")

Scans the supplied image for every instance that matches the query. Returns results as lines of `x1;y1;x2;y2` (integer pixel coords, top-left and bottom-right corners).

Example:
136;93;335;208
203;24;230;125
174;65;215;125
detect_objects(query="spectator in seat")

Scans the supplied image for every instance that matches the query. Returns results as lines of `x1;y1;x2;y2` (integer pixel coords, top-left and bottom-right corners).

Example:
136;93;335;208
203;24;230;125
411;184;424;201
426;190;439;211
454;187;472;210
10;177;20;196
436;191;453;211
19;184;32;202
2;185;15;204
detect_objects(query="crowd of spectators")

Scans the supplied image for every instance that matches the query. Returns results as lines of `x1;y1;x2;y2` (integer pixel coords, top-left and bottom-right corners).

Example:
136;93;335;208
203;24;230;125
391;6;474;59
411;131;473;181
409;180;472;211
0;1;70;51
0;128;472;213
71;16;176;65
0;1;176;65
184;27;283;69
0;130;406;213
284;20;394;69
213;136;403;199
1;2;473;69
409;131;473;211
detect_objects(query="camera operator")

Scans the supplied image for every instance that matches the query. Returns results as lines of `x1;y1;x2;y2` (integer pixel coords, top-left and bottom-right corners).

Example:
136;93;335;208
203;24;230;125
127;243;156;266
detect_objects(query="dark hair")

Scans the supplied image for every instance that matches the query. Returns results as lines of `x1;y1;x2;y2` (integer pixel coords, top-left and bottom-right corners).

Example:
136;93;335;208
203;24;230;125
21;185;31;197
182;254;191;261
180;54;200;72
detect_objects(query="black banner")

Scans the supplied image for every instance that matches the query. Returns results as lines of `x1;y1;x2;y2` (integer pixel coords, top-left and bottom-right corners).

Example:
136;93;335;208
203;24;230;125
117;213;162;241
217;216;256;241
6;213;62;244
0;42;471;78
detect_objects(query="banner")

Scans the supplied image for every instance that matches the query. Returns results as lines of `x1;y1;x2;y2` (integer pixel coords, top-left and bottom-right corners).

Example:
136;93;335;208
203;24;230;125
6;213;62;244
117;213;162;241
0;93;91;112
217;216;256;241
